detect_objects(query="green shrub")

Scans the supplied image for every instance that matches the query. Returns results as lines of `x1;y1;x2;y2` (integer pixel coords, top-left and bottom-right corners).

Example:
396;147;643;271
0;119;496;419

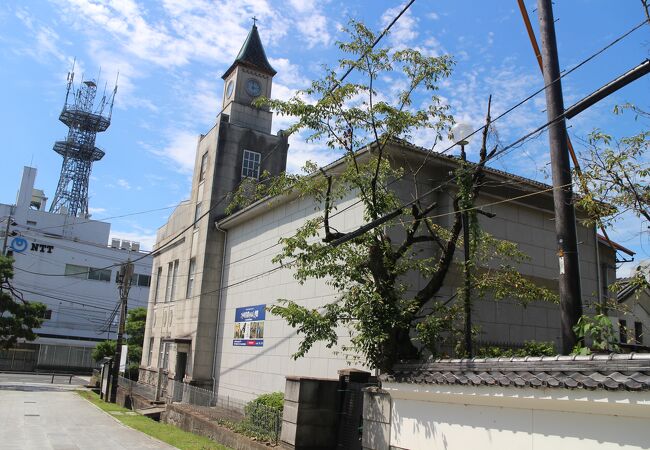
243;392;284;439
92;340;116;362
477;341;556;358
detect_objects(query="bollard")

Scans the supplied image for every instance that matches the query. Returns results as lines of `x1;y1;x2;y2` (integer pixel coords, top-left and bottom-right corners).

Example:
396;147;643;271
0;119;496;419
51;373;55;384
69;375;73;384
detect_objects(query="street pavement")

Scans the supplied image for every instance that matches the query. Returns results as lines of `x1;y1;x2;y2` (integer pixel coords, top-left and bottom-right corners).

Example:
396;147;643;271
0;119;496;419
0;373;176;449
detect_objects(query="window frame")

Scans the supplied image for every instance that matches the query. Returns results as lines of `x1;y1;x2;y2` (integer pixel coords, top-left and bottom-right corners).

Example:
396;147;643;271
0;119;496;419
186;258;196;299
164;263;173;303
170;260;179;302
154;267;162;304
241;149;261;179
635;321;643;345
194;202;202;229
199;152;208;182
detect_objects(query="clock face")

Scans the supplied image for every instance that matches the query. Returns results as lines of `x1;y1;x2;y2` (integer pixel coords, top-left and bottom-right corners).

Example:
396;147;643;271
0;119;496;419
246;78;262;97
226;80;234;98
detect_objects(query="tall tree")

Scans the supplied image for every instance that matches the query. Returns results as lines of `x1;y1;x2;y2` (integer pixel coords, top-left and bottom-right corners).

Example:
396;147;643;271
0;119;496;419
0;255;46;348
235;21;555;372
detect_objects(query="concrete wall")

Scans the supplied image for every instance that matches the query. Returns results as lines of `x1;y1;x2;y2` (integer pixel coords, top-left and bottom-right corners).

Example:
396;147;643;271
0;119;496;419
371;383;650;450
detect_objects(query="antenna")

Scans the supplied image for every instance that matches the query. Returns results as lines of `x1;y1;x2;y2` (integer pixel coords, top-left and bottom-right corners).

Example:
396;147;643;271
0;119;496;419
49;64;115;217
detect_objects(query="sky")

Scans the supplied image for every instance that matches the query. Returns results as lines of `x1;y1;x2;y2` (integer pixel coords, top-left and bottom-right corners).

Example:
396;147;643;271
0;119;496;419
0;0;648;276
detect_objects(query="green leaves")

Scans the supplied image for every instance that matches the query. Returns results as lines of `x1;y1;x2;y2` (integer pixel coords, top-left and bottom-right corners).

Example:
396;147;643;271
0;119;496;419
575;106;650;227
0;255;47;348
572;313;619;354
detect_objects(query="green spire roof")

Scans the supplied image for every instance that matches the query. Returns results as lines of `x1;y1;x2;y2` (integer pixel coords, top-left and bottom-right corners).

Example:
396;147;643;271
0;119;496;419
222;24;276;79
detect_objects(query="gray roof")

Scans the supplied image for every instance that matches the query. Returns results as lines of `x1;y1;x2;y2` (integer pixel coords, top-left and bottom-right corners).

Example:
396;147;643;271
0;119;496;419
222;25;276;79
383;353;650;391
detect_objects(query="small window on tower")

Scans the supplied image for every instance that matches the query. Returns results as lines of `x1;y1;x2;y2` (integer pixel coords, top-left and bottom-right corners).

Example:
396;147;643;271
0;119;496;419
199;152;208;181
242;150;261;179
194;202;202;229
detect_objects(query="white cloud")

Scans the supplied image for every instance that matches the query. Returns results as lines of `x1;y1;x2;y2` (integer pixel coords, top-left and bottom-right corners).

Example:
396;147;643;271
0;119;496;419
287;0;330;47
381;3;418;49
13;7;66;62
149;130;199;174
116;178;131;189
286;135;337;174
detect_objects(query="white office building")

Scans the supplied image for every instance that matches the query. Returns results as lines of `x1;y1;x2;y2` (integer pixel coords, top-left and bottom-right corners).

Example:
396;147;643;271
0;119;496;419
0;166;152;371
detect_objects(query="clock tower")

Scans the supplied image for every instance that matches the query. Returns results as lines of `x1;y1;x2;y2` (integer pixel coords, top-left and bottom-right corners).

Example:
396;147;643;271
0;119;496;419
221;24;276;134
141;23;289;392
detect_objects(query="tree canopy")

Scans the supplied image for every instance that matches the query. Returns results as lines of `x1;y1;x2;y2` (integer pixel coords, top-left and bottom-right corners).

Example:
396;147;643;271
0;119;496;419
0;255;46;348
233;21;556;372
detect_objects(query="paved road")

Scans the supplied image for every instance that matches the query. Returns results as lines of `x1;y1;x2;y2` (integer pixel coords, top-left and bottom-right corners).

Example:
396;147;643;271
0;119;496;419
0;374;176;450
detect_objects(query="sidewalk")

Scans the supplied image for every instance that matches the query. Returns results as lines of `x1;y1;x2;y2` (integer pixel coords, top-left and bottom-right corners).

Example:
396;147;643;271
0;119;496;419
0;385;176;449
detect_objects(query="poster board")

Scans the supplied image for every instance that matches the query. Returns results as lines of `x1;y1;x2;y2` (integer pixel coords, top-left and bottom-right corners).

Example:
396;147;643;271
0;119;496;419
233;304;265;347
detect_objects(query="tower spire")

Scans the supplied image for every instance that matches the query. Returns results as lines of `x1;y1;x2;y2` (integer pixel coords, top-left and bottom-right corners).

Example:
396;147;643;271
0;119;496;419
221;23;276;80
49;65;117;217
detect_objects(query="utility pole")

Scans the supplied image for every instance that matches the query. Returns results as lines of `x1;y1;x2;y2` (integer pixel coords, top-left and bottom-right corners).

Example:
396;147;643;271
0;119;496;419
537;0;583;353
2;212;15;256
460;145;473;357
109;259;133;403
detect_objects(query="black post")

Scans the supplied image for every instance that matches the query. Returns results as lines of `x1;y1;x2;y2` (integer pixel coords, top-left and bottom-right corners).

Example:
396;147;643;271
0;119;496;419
109;260;133;403
461;145;473;357
537;0;583;353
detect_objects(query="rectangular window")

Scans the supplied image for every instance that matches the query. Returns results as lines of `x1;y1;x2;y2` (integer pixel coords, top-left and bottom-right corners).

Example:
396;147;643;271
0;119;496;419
186;258;196;298
619;319;628;343
88;267;111;282
42;309;52;320
65;264;89;279
635;321;643;345
194;202;202;229
136;274;151;287
165;263;173;302
199;152;208;181
65;264;110;282
147;337;155;366
242;149;261;179
170;260;179;301
154;267;162;304
159;341;170;370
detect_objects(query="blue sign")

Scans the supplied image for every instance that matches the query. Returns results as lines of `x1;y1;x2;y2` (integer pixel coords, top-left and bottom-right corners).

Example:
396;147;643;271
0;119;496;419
235;304;266;322
233;304;265;347
10;237;28;253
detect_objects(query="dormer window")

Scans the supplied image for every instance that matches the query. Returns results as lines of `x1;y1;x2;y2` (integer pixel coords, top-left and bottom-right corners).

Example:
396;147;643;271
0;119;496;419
242;150;261;179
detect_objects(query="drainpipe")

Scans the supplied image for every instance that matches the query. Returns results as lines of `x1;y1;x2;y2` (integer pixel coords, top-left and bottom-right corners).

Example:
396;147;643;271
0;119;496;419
594;225;603;307
212;222;228;393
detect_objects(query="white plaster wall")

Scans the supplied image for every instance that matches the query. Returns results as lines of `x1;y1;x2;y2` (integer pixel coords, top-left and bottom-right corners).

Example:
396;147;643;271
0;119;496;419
387;386;650;450
215;190;369;400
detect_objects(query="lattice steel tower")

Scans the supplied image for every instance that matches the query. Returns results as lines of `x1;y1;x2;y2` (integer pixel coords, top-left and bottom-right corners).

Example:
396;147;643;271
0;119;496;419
49;66;117;217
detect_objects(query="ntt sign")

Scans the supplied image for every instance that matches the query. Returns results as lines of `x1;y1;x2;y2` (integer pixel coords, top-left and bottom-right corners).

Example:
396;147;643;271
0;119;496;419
10;237;54;254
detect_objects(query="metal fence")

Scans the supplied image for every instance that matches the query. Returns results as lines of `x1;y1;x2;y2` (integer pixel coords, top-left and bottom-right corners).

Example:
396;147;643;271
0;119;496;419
117;376;282;443
37;344;95;370
117;376;158;401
